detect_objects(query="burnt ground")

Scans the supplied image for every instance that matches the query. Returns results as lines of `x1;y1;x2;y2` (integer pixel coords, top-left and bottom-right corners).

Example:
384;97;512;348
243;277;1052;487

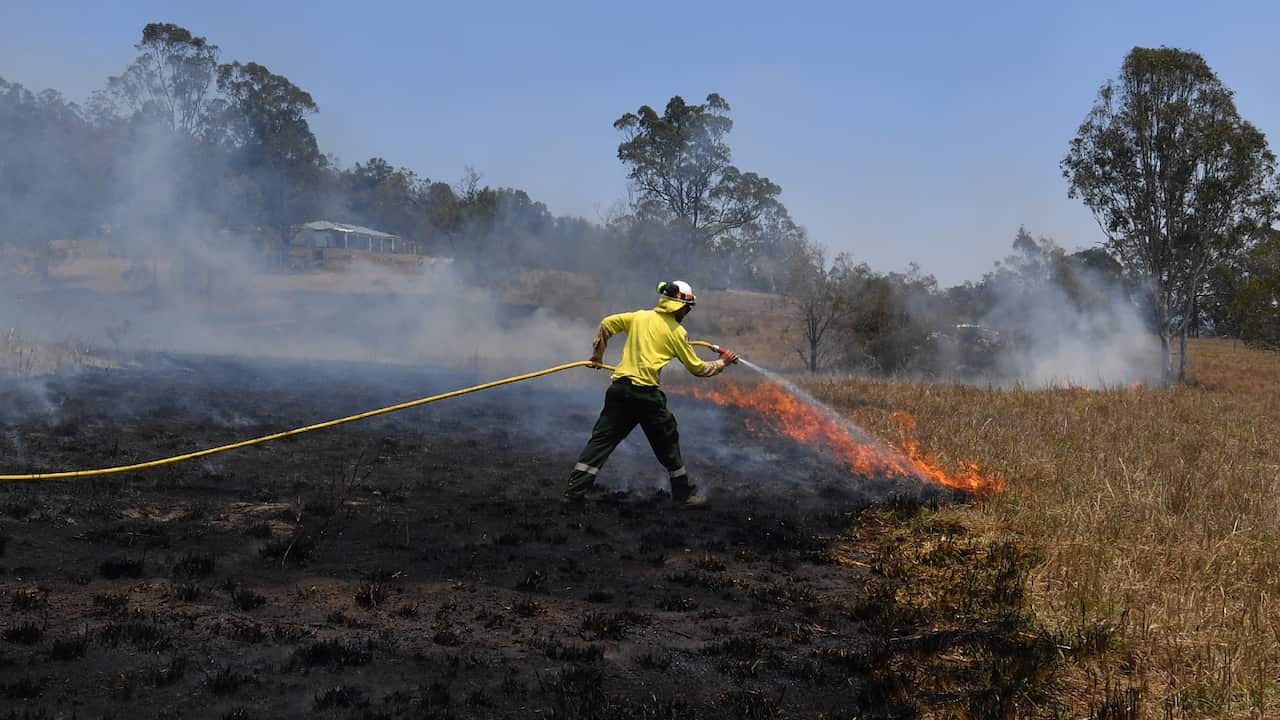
0;357;1064;719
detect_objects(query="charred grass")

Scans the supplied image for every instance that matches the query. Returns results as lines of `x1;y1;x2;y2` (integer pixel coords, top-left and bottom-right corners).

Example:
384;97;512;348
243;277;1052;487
0;351;1115;718
289;638;372;669
49;632;89;661
809;338;1280;719
97;613;171;652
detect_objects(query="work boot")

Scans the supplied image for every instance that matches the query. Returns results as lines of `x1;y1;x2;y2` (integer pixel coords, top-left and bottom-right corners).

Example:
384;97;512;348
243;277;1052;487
679;493;710;509
671;482;709;509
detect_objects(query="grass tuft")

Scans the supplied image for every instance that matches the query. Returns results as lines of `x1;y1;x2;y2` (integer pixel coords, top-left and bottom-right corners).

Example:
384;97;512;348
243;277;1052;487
230;588;266;611
313;685;368;710
2;622;43;645
98;615;170;651
10;587;46;612
289;638;371;669
172;552;215;579
172;583;202;602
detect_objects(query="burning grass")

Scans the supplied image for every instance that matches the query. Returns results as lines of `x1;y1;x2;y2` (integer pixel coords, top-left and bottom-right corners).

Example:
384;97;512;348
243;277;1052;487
808;338;1280;719
679;377;1005;495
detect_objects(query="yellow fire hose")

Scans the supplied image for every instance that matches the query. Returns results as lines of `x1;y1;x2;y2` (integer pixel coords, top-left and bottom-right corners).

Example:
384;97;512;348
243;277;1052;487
0;360;613;482
0;342;730;482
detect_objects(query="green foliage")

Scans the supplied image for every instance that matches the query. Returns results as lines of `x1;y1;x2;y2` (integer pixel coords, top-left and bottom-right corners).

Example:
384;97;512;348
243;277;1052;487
93;23;220;135
613;93;787;287
214;60;322;259
837;260;937;374
787;240;941;375
4;24;810;293
1062;46;1280;381
1232;232;1280;346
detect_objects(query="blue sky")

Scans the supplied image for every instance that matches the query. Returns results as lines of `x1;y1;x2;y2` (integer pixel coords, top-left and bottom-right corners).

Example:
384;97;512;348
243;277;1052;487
5;1;1280;285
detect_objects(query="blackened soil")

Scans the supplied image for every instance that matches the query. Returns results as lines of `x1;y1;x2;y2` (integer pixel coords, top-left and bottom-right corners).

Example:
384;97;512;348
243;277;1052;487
0;356;1059;719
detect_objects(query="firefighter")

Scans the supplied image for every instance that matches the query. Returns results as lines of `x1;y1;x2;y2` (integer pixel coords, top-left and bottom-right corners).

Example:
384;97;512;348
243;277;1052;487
564;281;739;509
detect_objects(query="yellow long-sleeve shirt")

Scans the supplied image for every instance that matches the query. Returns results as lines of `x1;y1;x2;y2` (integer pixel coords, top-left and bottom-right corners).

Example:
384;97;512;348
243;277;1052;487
591;304;726;386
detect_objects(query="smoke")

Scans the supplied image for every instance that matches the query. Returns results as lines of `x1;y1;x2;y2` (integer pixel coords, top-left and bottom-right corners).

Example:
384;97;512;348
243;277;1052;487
972;258;1159;389
987;276;1157;388
911;230;1161;389
0;68;992;508
0;151;591;373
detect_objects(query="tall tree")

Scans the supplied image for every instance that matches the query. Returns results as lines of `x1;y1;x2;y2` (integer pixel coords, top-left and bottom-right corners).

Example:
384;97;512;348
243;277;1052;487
215;61;321;265
1062;47;1279;382
613;94;782;258
95;23;219;135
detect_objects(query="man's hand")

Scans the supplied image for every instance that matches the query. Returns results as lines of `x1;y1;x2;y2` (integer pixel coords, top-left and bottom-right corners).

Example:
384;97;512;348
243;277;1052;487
587;356;605;368
721;349;740;365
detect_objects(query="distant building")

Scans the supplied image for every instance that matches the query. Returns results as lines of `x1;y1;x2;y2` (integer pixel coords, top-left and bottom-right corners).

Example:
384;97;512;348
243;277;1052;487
291;221;416;255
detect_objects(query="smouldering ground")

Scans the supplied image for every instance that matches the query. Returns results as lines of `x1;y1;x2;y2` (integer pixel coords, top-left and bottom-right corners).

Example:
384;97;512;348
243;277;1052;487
0;356;1058;719
808;338;1280;719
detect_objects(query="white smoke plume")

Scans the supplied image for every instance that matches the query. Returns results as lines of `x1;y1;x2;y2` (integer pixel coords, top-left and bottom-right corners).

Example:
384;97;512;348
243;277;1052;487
983;268;1159;388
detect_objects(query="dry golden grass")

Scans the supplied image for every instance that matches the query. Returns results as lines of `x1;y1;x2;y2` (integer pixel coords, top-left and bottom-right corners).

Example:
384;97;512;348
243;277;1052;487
807;338;1280;718
0;327;110;376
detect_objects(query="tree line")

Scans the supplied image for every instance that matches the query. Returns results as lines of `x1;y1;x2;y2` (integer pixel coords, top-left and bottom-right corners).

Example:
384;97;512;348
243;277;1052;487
0;23;803;291
789;46;1280;381
2;27;1279;380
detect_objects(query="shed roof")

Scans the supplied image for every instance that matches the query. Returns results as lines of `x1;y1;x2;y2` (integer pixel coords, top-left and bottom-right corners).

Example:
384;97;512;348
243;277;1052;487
298;220;400;240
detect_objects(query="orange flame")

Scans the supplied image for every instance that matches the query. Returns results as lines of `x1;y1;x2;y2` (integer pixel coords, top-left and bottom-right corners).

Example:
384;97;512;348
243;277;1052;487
678;381;1004;496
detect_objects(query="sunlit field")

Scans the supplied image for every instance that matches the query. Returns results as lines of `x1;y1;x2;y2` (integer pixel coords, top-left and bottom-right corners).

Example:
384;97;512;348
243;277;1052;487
809;339;1280;718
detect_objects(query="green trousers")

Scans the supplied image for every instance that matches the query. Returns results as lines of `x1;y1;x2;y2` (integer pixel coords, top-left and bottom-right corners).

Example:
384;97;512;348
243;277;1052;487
566;379;693;499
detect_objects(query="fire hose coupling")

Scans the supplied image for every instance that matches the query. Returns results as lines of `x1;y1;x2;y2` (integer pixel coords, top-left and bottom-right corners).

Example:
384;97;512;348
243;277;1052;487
690;340;740;363
716;346;743;364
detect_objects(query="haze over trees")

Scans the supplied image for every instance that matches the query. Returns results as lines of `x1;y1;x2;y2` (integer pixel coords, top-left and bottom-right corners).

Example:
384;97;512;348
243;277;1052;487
1063;47;1280;382
2;26;1279;380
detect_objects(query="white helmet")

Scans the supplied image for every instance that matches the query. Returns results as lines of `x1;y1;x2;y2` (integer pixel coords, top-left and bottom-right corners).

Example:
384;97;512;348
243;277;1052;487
656;280;697;306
